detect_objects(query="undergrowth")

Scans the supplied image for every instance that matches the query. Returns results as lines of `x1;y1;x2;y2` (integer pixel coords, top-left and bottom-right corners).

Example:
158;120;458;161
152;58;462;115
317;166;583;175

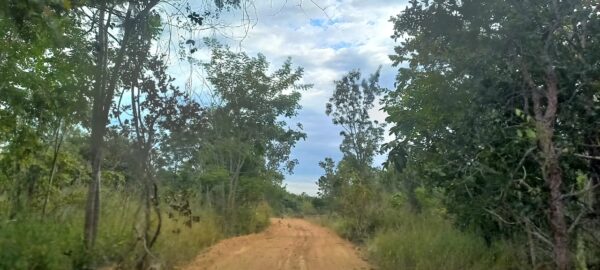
311;207;522;270
0;189;271;269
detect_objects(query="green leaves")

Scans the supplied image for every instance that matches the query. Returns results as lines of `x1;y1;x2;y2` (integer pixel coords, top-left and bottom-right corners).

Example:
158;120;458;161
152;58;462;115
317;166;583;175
516;128;536;140
203;42;308;174
384;2;600;266
327;69;386;170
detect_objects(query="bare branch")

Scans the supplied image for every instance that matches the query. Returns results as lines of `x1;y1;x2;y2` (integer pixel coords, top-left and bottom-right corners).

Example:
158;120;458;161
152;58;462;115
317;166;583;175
574;153;600;161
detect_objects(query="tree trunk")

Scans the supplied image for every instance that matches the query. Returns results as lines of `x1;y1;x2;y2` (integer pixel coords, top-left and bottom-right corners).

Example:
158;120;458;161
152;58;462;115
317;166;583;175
523;61;570;270
536;128;570;270
545;151;570;270
42;119;64;218
84;2;136;249
84;142;102;248
83;3;107;249
534;67;569;270
85;89;107;248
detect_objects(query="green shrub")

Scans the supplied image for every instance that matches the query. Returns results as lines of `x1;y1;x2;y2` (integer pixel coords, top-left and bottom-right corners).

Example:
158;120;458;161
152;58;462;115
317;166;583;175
367;211;520;270
0;215;80;270
307;214;361;241
300;200;317;216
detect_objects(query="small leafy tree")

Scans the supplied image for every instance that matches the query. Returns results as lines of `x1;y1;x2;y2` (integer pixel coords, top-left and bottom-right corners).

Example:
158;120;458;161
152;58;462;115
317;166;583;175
201;42;309;229
326;69;386;175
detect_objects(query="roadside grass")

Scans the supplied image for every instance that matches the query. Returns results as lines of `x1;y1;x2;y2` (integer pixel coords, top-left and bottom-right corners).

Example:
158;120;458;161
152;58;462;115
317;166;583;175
0;189;271;269
367;211;521;270
311;208;522;270
0;214;80;269
155;209;223;269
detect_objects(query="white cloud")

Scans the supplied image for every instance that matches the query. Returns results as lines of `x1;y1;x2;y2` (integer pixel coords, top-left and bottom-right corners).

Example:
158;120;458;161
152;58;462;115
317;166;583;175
166;0;407;195
285;178;319;196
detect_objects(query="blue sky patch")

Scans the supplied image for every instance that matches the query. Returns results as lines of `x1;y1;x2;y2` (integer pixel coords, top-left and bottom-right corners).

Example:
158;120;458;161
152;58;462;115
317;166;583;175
309;18;327;27
331;41;352;50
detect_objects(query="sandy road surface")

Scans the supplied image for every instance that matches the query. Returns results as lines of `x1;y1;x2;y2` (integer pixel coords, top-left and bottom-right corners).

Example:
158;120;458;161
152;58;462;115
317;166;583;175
182;218;372;270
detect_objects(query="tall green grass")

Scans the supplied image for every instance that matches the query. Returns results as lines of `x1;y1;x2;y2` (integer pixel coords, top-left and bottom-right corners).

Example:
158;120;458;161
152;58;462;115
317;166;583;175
312;207;522;270
367;210;520;270
0;189;272;269
154;209;223;268
0;216;81;269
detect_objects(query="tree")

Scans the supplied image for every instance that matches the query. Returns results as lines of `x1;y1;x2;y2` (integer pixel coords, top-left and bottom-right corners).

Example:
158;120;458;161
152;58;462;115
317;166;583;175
78;0;245;250
80;0;164;250
326;69;386;175
114;54;203;268
0;9;91;218
316;157;337;200
385;1;600;268
318;69;387;240
201;42;308;228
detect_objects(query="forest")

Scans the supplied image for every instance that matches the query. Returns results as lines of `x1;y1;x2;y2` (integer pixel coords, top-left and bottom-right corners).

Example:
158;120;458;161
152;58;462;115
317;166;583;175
1;0;600;270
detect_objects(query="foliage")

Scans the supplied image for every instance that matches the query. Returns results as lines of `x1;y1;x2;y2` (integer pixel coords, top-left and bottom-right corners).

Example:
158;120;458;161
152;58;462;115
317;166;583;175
326;69;385;171
0;215;81;270
0;2;304;268
380;0;600;268
203;42;308;173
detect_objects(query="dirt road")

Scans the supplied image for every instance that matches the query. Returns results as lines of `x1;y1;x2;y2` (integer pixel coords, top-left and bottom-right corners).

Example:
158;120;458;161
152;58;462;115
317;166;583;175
182;218;371;270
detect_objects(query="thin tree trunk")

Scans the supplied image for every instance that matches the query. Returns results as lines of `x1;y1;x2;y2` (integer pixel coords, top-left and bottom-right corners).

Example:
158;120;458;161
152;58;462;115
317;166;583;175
84;2;134;249
84;4;107;249
546;153;569;270
544;68;570;270
227;156;245;232
526;221;537;268
42;119;64;218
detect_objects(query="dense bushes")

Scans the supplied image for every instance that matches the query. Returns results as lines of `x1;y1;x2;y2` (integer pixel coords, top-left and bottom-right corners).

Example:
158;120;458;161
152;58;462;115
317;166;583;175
231;201;272;235
0;216;80;269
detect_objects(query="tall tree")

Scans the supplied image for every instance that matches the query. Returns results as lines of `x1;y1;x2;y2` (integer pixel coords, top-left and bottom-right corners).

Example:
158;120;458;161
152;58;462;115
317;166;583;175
202;42;308;227
386;0;600;268
326;69;386;174
115;54;203;268
78;0;244;249
81;0;162;250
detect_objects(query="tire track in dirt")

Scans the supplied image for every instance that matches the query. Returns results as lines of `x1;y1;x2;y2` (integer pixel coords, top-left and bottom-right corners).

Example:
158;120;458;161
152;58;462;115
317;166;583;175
181;218;371;270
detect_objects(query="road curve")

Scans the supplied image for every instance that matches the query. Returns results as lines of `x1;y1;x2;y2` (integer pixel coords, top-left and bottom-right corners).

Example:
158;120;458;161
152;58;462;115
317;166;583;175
181;218;371;270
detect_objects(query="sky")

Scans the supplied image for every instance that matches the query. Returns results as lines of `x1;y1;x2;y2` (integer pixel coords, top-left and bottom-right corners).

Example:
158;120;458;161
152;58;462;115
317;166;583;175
165;0;407;196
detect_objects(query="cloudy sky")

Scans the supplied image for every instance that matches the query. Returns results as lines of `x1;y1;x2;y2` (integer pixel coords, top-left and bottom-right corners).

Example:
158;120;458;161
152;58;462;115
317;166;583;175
166;0;407;195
